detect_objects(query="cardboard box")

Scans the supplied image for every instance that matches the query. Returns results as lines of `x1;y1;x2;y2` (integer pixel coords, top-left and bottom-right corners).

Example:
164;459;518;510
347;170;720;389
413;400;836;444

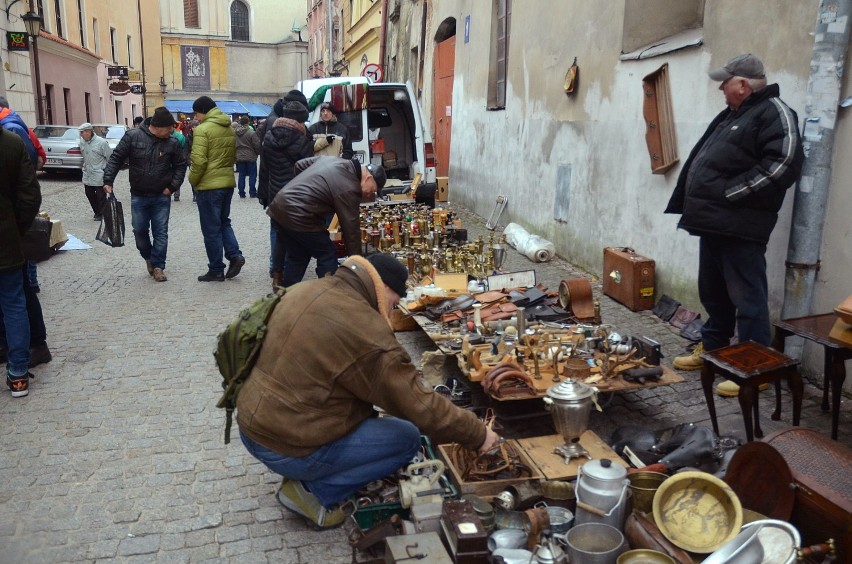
437;177;449;202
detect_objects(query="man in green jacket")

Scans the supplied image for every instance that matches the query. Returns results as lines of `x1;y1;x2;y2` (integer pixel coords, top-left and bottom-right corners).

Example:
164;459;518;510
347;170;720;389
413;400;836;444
189;96;245;282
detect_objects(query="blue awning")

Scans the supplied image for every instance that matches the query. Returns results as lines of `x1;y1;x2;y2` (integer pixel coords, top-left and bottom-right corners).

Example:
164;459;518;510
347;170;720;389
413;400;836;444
164;99;272;117
215;100;247;115
163;99;195;114
241;102;273;117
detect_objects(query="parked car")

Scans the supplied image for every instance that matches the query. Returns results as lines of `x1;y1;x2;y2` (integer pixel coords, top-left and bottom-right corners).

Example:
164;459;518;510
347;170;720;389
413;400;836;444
91;124;128;150
33;123;128;172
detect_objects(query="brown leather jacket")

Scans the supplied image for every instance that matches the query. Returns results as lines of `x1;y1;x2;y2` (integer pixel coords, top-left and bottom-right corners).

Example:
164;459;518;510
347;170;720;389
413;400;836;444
236;256;486;457
266;156;364;256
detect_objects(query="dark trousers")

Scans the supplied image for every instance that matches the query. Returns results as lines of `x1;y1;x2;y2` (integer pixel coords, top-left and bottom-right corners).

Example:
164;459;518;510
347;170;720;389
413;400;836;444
0;264;47;349
698;234;770;351
277;225;339;287
85;184;105;216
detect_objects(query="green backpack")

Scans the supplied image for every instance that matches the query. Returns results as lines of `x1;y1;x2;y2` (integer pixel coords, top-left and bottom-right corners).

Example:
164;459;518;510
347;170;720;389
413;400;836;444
214;289;285;443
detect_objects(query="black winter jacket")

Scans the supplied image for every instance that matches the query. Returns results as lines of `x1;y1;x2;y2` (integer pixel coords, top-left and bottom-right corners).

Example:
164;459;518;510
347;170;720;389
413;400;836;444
258;118;314;206
665;84;804;244
103;126;188;196
0;129;41;272
308;118;354;159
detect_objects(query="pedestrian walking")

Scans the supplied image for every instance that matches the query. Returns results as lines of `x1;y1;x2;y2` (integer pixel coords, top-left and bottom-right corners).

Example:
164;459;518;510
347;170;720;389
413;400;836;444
189;96;246;282
267;156;386;287
78;123;113;221
666;54;804;397
103;107;188;282
232;115;261;198
0;128;42;398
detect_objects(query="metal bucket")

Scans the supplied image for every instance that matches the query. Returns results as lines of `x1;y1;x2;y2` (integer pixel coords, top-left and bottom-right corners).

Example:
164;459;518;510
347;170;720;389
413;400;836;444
627;472;668;514
564;523;625;564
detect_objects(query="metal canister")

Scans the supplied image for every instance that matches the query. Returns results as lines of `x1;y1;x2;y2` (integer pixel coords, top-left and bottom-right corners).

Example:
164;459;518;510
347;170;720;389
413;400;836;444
461;494;495;533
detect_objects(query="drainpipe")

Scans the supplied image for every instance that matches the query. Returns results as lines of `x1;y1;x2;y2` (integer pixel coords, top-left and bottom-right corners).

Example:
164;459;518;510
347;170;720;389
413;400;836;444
379;0;388;71
327;0;334;76
780;0;852;359
136;0;147;117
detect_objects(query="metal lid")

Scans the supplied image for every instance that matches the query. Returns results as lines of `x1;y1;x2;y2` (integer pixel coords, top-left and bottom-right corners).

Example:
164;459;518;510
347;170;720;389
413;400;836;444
546;378;596;401
582;458;627;481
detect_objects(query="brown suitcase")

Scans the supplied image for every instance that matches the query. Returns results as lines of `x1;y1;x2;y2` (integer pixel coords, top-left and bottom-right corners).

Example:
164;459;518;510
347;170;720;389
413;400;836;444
602;247;655;311
763;428;852;560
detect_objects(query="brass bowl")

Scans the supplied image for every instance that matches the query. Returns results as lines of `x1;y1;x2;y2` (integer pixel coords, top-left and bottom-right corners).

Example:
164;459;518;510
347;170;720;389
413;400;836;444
627;471;668;514
617;549;676;564
652;470;743;553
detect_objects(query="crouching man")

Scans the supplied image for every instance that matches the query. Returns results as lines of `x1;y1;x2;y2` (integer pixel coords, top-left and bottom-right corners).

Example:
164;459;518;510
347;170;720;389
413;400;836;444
237;254;499;528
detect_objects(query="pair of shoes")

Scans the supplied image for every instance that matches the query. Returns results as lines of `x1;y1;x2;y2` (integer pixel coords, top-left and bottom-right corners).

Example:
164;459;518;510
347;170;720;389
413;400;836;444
198;271;225;282
173;195;180;202
6;373;32;398
276;479;348;529
152;268;168;282
29;344;52;367
93;214;103;222
673;343;704;371
145;259;154;276
715;380;770;397
225;256;246;279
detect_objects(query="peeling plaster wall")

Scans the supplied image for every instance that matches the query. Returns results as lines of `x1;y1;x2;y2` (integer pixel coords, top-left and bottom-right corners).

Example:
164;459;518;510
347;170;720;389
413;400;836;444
432;0;820;320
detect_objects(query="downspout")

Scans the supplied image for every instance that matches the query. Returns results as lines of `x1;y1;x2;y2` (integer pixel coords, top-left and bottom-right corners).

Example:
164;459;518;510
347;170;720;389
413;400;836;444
780;0;852;358
379;0;388;70
327;0;334;75
136;0;147;117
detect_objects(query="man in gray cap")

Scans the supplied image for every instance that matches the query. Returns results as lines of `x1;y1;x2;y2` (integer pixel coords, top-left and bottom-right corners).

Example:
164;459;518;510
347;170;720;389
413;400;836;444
79;123;113;221
665;54;804;396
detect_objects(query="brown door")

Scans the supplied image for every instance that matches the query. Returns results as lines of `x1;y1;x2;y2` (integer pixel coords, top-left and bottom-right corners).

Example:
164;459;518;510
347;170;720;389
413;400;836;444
433;35;455;177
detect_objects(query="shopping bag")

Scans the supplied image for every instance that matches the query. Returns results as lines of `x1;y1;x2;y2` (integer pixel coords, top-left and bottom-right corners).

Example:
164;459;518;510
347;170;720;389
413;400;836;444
96;193;125;247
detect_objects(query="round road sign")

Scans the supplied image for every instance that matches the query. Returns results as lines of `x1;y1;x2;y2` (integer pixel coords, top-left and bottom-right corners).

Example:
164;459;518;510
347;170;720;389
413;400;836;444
362;63;384;83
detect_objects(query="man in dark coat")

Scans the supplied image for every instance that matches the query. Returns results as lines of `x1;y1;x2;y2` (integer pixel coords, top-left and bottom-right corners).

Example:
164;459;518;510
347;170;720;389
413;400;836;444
0;129;41;397
308;102;354;159
665;54;804;396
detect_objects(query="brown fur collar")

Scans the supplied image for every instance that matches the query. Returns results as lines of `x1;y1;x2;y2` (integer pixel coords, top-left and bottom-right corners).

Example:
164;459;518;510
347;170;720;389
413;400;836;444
341;255;392;326
272;117;307;135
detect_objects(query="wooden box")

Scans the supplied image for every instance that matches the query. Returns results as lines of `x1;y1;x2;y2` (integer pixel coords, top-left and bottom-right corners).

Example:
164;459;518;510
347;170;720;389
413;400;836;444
436;177;449;202
602;247;655;311
764;428;852;560
437;440;544;497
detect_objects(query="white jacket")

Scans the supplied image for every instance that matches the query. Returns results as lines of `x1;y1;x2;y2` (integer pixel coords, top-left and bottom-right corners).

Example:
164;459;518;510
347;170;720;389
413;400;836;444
80;134;113;186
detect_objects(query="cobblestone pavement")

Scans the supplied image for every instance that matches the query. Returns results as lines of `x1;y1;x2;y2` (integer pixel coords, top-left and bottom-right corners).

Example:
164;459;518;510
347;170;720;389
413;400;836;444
2;172;849;563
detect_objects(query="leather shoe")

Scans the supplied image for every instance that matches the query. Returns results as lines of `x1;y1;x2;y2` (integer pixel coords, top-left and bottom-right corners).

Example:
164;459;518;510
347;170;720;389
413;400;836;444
29;344;52;367
225;256;246;279
198;271;225;282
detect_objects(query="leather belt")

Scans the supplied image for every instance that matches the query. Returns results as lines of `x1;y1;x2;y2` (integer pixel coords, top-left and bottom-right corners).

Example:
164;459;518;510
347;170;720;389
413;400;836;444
558;278;594;320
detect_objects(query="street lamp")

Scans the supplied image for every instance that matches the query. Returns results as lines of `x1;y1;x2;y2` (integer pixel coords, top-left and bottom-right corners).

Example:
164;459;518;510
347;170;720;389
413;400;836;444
21;10;44;124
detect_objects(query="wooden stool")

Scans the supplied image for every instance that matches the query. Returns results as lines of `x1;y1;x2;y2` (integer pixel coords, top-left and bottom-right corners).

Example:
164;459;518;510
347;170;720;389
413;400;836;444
700;341;803;441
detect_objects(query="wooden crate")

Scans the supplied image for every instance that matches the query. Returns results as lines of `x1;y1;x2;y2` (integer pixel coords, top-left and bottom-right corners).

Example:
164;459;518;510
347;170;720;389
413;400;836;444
516;431;627;481
436;177;449;202
437;441;544;497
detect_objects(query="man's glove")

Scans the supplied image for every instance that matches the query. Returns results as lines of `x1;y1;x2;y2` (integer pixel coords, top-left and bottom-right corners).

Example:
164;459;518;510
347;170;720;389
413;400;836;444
326;135;335;144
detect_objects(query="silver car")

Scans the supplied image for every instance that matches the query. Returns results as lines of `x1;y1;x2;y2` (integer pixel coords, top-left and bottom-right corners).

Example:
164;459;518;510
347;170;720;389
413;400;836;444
33;124;128;172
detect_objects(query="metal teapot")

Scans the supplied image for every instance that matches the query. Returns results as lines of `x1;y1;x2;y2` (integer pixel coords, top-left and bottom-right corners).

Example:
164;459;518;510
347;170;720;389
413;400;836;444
532;533;568;564
543;378;600;461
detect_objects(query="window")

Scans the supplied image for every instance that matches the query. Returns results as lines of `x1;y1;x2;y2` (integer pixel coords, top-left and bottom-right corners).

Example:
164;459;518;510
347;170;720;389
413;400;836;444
77;0;85;46
642;63;679;174
114;100;122;124
109;27;117;62
230;0;249;41
92;18;99;53
127;35;133;67
184;0;199;28
487;0;510;110
45;84;54;123
621;0;704;58
53;0;64;37
84;93;91;122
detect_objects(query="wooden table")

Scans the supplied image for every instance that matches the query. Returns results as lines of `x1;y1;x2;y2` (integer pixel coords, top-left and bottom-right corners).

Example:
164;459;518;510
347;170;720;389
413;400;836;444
772;313;852;440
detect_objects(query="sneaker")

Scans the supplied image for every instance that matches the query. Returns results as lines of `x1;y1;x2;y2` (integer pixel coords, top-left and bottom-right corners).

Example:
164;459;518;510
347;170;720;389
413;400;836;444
715;380;770;397
198;271;225;282
152;268;168;282
276;479;348;529
225;256;246;279
7;373;30;397
145;259;154;276
29;344;52;367
673;343;704;371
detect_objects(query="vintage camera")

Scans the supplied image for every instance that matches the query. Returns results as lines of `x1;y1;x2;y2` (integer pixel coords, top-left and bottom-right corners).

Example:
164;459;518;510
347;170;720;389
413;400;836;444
631;335;662;366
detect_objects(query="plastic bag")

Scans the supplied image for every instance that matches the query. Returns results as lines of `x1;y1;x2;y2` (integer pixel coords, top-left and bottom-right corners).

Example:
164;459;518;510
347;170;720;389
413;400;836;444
503;222;556;262
96;193;125;247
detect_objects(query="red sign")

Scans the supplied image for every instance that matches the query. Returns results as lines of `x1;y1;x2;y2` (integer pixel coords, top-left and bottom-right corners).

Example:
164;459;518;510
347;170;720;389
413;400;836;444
362;63;383;83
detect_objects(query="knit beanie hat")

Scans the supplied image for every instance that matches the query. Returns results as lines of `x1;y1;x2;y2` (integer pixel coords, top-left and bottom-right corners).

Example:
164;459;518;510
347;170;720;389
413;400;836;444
281;101;309;123
192;95;217;114
367;254;408;297
150;107;176;127
365;163;387;191
283;89;309;107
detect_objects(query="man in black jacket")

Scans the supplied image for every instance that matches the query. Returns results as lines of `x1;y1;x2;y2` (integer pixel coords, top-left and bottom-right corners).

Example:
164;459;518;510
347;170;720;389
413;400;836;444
103;107;187;282
665;54;804;395
308;103;354;160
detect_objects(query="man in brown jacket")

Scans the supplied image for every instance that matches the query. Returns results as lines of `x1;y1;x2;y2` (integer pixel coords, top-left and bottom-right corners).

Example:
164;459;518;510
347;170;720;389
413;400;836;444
237;254;498;528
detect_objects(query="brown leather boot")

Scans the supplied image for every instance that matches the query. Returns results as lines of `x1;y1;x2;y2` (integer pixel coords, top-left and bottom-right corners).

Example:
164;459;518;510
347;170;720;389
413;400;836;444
271;272;283;292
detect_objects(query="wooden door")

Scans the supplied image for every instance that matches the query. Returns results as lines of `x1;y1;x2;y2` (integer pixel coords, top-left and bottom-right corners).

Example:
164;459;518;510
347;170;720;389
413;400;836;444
433;36;455;178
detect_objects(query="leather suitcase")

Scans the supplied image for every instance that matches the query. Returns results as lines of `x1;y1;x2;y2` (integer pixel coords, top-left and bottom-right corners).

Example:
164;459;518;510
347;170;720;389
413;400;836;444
602;247;655;311
764;428;852;560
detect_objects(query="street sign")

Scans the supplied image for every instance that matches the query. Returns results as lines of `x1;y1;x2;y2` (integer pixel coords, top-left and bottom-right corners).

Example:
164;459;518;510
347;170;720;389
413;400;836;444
129;85;144;95
107;66;129;79
362;63;383;83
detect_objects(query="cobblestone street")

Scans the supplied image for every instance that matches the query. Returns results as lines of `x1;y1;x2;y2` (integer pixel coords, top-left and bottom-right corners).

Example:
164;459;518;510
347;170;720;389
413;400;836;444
2;170;849;563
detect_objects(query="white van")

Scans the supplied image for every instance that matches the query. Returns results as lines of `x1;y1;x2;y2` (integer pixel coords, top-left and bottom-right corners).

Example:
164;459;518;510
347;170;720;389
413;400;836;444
296;77;438;203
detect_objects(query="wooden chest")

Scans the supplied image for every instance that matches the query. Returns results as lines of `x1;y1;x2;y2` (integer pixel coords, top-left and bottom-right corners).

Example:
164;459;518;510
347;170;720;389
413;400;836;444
764;428;852;560
602;247;656;311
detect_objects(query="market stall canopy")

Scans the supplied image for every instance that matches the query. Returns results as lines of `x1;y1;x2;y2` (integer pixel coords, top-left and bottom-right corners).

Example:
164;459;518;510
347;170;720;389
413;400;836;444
164;99;272;117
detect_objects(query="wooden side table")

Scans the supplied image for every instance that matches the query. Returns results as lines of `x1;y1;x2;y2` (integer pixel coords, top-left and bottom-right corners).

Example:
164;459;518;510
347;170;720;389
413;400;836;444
772;313;852;440
701;341;803;442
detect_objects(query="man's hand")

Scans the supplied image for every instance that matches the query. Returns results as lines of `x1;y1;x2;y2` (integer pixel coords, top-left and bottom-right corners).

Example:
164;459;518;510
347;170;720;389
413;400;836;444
162;188;172;196
326;135;335;144
477;427;501;454
103;184;113;194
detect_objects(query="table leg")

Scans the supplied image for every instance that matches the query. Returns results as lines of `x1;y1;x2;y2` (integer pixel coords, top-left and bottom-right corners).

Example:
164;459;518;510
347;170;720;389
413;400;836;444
822;351;831;413
701;364;720;436
771;379;782;421
828;350;846;441
787;367;803;427
738;382;757;441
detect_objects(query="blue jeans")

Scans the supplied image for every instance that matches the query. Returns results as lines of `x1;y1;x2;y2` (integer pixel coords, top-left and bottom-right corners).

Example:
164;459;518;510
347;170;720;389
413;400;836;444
195;188;242;274
131;194;171;270
0;267;30;376
236;161;257;196
240;417;420;507
27;261;38;288
278;226;339;287
698;234;770;351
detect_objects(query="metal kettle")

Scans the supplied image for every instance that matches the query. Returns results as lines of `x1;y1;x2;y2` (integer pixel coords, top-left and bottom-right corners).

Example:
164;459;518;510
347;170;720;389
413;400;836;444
532;534;568;564
543;378;600;461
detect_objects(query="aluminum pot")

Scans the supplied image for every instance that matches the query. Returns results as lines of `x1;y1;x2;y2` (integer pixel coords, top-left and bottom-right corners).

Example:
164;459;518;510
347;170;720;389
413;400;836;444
563;523;625;564
544;378;598;444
